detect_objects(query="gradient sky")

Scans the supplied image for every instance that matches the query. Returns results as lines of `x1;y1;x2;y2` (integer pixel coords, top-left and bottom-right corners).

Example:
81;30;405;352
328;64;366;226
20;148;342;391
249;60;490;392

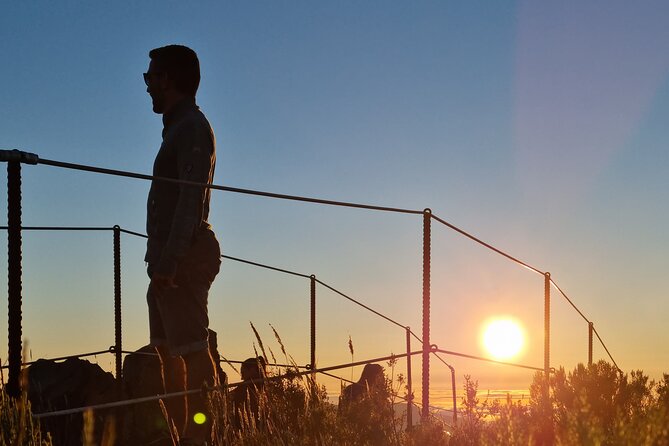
1;1;668;406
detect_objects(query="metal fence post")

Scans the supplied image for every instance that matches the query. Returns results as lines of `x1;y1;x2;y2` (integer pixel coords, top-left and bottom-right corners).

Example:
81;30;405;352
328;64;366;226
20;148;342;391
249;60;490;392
544;272;550;382
588;321;594;366
540;272;553;443
6;159;23;398
113;225;122;390
406;326;413;429
310;274;316;371
422;208;432;419
543;270;552;442
450;366;457;424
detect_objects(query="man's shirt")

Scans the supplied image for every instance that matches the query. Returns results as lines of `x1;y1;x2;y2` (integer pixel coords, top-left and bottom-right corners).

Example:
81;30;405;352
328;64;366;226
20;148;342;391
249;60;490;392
145;97;216;276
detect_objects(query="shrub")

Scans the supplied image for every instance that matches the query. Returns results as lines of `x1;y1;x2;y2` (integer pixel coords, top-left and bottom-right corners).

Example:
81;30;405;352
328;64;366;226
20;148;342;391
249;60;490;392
449;361;669;446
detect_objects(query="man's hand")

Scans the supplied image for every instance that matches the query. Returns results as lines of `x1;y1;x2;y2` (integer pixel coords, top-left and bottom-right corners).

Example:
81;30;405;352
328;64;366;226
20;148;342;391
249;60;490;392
151;272;178;292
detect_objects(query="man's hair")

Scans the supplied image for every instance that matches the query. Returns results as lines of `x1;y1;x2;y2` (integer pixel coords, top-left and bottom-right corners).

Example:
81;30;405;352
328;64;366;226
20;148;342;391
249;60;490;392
149;45;200;96
241;356;266;380
359;363;383;384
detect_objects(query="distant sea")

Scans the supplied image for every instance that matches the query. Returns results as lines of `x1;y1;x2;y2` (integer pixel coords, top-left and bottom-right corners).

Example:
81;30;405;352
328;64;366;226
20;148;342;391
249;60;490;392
328;388;531;410
431;388;531;409
326;388;530;427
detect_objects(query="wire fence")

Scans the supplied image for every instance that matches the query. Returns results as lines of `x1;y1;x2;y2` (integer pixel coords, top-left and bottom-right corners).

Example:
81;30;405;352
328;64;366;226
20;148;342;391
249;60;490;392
0;149;620;419
30;350;426;419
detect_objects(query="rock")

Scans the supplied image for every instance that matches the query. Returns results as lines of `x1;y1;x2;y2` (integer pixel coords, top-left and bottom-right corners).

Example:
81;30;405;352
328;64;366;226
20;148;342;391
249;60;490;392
26;357;118;446
121;330;226;446
120;344;169;446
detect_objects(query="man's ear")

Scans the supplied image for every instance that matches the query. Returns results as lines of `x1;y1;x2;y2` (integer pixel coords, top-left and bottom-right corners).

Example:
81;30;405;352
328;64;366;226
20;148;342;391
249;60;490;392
158;73;172;92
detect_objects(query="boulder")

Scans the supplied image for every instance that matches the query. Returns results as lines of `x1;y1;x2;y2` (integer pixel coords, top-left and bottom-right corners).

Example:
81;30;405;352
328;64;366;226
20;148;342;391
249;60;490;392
121;330;226;446
26;357;118;446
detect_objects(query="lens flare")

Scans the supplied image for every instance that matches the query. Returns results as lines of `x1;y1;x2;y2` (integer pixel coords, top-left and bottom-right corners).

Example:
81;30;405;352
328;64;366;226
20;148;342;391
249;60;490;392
193;412;207;425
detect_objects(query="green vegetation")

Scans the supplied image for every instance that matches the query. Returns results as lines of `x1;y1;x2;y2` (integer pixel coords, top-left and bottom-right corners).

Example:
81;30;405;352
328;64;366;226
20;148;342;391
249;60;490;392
209;359;669;445
4;354;669;445
454;361;669;446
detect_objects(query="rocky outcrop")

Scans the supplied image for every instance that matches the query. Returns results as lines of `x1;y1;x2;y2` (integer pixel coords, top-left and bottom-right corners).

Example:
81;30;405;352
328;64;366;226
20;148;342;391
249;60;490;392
24;331;225;446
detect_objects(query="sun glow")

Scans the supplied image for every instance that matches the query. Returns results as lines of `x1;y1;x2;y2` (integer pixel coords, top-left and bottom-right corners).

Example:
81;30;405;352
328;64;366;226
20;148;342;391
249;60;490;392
481;318;525;360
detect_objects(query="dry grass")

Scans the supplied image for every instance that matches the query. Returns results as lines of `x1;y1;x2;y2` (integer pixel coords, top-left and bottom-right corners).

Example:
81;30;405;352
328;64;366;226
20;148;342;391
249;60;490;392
0;372;53;446
5;334;669;445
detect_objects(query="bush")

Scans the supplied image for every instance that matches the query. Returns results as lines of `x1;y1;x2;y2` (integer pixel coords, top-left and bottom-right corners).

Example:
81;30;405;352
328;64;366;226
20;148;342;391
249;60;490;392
448;361;669;446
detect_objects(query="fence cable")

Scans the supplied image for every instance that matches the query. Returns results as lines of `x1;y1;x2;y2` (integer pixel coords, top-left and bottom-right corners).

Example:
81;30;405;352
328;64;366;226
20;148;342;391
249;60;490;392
0;226;114;232
0;145;622;377
549;278;619;368
433;348;545;372
0;349;112;369
0;223;618;372
36;157;423;216
32;351;424;419
31;347;528;420
0;153;615;337
222;255;311;280
549;278;590;323
591;326;621;372
33;155;556;278
429;213;545;276
116;227;413;337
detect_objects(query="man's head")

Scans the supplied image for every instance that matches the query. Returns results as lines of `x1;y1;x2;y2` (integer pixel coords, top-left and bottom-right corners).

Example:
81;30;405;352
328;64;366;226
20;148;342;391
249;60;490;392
240;356;267;381
359;363;384;386
144;45;200;114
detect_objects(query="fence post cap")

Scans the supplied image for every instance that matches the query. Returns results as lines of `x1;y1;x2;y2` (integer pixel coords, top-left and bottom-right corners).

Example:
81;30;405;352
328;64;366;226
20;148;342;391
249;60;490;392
0;149;39;164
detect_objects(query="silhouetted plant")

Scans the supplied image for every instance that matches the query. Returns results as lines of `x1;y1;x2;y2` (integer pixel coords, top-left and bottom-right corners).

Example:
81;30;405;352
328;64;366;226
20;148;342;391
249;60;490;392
11;343;669;444
0;389;53;445
207;327;457;445
447;360;669;446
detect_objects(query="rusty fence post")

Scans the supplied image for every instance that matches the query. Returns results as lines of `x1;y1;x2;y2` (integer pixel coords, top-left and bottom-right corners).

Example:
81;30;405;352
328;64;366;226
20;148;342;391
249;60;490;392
6;159;23;398
113;225;122;393
543;271;553;443
406;326;413;429
310;274;316;371
422;208;431;419
544;272;551;383
1;150;38;398
450;366;457;423
588;321;594;366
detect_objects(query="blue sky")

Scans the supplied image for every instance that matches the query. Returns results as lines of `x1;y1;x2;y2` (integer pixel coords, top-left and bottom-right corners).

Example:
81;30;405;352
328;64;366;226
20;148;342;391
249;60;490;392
1;1;668;404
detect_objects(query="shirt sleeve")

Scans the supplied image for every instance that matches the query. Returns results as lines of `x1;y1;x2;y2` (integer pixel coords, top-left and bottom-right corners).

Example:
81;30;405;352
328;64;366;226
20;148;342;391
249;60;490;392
154;119;214;276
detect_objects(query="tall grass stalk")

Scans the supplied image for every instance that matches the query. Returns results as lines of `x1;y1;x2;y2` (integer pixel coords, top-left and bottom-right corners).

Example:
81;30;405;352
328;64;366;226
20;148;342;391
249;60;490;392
208;327;451;445
0;367;53;445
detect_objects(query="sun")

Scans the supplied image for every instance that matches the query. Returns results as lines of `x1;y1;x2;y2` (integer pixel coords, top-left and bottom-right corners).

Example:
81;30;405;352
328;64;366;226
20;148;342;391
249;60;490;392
481;318;525;360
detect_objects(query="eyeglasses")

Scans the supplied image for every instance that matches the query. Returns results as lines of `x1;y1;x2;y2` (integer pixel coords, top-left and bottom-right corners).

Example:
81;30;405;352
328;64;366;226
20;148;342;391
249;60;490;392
143;71;164;86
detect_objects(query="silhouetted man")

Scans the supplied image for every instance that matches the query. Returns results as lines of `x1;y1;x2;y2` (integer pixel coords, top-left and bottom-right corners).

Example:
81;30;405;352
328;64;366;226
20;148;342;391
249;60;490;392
338;364;392;444
229;356;267;429
339;363;385;407
144;44;220;446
